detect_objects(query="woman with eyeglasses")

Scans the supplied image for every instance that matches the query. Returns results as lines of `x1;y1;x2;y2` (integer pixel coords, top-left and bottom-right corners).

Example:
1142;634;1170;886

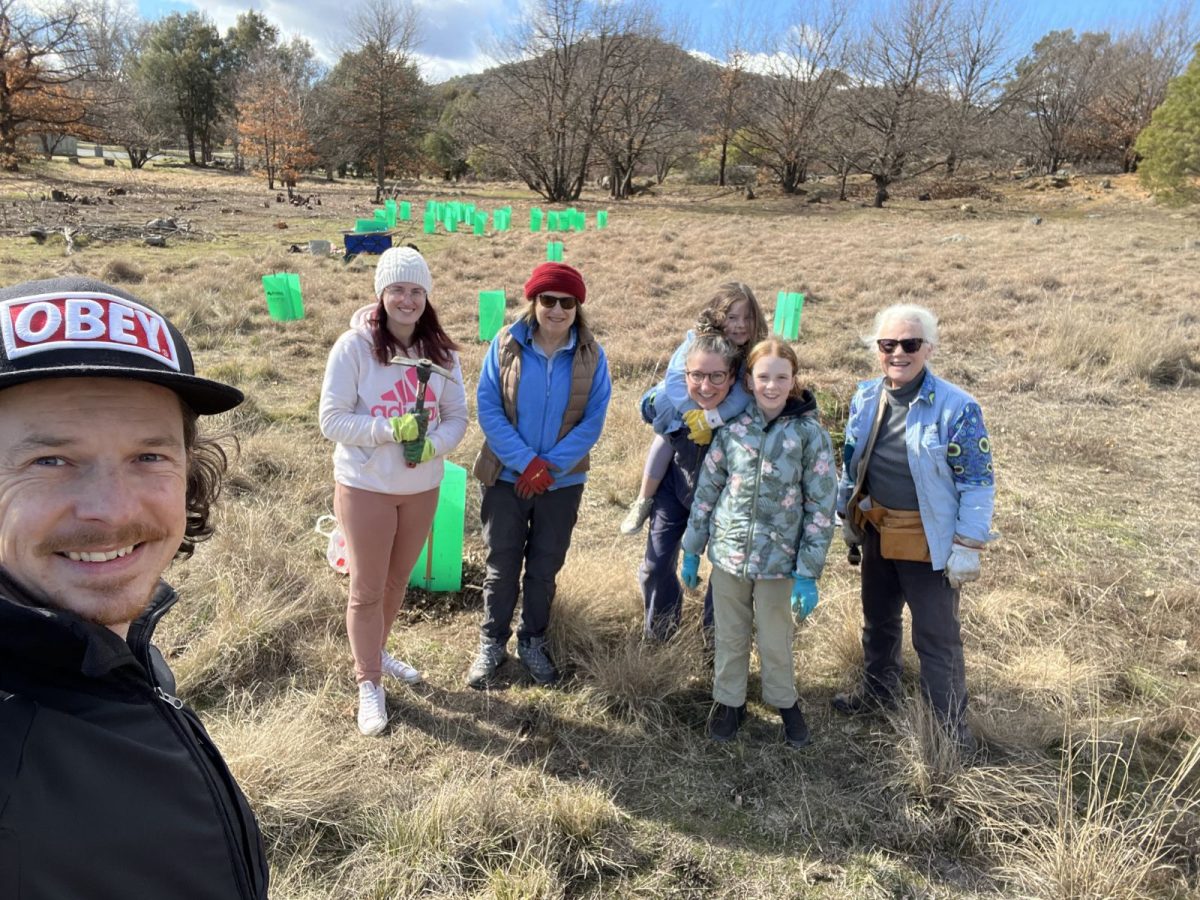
639;329;743;640
621;283;767;536
468;262;611;689
319;246;469;736
834;303;995;755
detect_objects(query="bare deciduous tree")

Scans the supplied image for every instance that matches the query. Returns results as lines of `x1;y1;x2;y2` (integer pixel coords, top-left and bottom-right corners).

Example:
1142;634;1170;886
0;0;91;170
595;17;694;199
466;0;643;202
937;0;1012;174
845;0;952;206
738;0;851;194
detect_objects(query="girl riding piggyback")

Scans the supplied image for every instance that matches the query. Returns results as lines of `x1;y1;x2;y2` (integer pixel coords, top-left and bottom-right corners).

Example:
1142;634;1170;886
620;282;769;535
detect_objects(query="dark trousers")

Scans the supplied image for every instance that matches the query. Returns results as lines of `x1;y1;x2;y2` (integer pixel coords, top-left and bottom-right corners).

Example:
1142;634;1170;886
860;525;968;729
480;481;584;644
638;464;714;639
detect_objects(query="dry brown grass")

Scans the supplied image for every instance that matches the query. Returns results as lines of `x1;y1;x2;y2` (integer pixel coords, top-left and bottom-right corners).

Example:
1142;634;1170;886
4;160;1200;897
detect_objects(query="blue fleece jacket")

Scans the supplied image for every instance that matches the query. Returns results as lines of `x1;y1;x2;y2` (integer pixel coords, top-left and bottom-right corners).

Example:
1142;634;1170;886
476;318;611;489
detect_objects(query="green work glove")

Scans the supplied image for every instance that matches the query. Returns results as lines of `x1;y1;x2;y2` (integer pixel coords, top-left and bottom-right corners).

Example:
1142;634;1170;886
402;437;436;465
389;410;429;443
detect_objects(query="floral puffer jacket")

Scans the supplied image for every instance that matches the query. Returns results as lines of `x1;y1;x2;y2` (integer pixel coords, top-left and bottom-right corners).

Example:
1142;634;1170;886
683;391;838;580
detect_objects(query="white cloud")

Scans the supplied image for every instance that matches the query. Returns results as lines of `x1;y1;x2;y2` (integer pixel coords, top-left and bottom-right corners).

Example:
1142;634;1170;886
174;0;513;78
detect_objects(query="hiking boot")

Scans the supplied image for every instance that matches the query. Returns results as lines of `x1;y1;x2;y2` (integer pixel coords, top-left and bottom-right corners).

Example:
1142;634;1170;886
778;702;811;749
831;689;898;717
517;635;559;685
466;638;508;690
707;702;745;743
356;681;387;736
380;649;423;685
619;496;654;535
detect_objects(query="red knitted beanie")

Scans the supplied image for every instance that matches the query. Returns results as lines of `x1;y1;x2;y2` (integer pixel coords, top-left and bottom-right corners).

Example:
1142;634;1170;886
523;262;587;304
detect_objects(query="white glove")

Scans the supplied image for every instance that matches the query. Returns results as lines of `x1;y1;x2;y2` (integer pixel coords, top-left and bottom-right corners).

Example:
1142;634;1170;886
704;409;724;428
945;544;981;589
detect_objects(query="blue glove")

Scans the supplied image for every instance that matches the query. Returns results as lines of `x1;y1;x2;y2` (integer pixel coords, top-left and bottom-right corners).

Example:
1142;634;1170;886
681;553;701;590
791;575;819;620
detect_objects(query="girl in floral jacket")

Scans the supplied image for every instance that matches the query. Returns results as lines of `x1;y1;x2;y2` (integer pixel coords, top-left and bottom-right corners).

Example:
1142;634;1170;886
682;339;837;748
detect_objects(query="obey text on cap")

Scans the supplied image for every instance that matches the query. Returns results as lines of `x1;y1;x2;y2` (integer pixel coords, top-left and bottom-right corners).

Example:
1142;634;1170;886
0;291;180;370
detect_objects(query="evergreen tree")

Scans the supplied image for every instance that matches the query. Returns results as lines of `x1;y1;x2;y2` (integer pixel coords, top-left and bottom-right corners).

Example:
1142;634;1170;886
1136;43;1200;204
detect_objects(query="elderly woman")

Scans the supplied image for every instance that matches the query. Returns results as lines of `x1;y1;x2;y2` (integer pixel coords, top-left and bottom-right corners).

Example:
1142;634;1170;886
468;262;611;688
639;330;741;639
835;303;995;751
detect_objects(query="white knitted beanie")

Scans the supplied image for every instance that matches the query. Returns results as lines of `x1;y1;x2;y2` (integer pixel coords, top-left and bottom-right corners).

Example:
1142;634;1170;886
374;246;432;298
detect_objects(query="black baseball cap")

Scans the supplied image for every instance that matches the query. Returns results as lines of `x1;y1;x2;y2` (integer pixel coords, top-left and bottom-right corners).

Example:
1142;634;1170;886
0;276;243;414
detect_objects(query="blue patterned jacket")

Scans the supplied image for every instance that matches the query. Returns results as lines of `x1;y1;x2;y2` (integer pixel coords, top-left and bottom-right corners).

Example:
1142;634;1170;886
836;369;996;569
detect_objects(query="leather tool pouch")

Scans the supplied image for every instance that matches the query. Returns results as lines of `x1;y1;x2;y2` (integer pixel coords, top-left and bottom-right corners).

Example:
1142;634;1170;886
857;502;931;563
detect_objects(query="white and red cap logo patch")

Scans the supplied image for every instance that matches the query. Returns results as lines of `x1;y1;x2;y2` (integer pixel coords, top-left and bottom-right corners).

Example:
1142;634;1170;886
0;276;242;415
1;291;181;369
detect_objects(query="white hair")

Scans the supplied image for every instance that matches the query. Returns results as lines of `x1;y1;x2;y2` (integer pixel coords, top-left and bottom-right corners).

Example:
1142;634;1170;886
867;304;939;347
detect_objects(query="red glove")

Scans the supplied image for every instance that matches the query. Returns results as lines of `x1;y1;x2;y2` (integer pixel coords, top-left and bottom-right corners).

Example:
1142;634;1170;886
514;458;554;499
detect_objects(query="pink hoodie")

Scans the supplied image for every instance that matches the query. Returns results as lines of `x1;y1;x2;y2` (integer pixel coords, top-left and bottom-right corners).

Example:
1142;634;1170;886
319;305;468;494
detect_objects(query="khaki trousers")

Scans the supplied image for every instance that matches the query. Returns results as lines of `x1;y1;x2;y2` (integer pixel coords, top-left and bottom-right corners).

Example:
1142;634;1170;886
710;567;797;709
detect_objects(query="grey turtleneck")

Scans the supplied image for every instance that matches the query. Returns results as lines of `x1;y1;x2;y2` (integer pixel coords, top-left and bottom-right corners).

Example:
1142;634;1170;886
864;375;922;511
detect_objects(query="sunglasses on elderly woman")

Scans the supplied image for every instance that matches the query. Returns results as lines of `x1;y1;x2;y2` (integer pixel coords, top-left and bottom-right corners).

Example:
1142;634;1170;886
536;294;578;310
876;338;926;354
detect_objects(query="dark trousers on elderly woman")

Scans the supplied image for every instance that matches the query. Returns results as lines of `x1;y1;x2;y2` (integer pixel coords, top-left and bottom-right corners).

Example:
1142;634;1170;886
479;481;584;643
860;525;969;734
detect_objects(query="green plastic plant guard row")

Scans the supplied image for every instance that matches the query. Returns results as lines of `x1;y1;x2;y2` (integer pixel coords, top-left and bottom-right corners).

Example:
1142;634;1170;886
408;461;467;592
478;290;505;341
262;273;304;321
546;241;564;262
772;292;804;340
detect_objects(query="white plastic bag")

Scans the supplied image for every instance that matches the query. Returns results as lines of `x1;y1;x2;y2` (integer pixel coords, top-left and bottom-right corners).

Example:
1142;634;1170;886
314;515;349;575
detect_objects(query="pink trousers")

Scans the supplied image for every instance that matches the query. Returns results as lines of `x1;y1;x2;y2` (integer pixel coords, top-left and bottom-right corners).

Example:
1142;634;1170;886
335;482;439;684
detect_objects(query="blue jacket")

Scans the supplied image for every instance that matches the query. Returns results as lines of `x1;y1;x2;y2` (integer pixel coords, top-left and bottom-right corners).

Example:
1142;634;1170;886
477;318;611;489
836;369;996;570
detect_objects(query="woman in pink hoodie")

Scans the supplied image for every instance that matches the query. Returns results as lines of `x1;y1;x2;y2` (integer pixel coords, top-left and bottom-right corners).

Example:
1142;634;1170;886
319;246;469;735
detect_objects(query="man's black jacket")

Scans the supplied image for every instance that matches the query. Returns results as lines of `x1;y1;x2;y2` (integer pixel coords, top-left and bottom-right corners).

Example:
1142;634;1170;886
0;571;270;899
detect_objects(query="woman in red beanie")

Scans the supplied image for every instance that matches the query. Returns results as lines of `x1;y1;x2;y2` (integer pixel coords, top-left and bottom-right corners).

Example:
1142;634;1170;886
469;262;612;688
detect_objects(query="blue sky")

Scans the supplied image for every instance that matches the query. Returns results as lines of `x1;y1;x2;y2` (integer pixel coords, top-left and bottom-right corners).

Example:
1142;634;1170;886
134;0;1195;83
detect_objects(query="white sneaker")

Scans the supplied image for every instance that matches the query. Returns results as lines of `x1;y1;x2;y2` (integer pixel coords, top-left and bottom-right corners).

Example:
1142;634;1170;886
381;649;423;684
357;681;387;736
620;497;654;535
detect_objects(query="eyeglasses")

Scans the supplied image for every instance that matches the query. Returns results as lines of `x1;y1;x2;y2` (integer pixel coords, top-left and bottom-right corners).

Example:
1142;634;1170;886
876;338;926;354
536;294;578;310
685;370;729;386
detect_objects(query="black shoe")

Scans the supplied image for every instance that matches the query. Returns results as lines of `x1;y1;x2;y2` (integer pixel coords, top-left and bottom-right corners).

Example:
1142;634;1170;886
707;702;745;742
831;689;897;716
778;702;810;748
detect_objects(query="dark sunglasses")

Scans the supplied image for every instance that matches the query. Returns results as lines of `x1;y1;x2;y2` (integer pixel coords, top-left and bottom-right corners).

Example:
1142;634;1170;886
876;338;926;354
536;294;578;310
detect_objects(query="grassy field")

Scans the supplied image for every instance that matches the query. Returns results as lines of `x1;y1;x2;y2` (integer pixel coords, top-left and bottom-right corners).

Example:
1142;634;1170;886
3;160;1200;898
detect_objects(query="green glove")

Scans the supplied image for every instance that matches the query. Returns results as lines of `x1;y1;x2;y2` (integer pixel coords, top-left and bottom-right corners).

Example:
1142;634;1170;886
390;410;429;443
402;437;435;465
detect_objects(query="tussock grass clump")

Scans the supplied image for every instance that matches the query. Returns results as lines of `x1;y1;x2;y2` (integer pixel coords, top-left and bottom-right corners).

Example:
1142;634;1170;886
1031;306;1200;387
166;501;337;698
100;259;144;283
206;682;365;845
973;732;1200;899
341;766;634;897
